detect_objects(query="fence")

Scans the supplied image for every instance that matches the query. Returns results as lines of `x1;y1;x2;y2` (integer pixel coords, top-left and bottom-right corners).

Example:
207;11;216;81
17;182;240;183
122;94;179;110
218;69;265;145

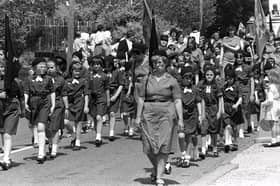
25;17;96;53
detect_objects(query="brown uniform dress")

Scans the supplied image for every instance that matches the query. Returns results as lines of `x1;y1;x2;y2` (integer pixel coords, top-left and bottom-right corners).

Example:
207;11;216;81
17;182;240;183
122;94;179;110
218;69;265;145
139;73;181;155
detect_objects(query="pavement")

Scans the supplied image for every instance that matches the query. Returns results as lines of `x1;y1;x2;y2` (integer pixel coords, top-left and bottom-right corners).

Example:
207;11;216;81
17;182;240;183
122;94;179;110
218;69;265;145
0;118;258;186
192;143;280;186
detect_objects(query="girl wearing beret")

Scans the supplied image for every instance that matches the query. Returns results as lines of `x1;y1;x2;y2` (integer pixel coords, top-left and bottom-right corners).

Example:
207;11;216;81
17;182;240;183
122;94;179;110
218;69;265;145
62;62;89;151
24;58;55;163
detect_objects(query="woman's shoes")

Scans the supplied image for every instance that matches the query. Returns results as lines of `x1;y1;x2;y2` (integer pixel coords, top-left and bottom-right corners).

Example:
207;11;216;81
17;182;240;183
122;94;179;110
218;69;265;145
37;156;46;164
156;178;165;186
73;146;81;151
199;152;206;160
50;154;57;160
230;144;238;151
70;138;76;148
164;162;172;174
150;173;156;183
109;136;115;142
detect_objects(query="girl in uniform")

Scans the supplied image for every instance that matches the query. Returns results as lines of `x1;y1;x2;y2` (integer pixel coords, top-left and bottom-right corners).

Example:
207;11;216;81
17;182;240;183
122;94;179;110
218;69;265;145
222;64;243;153
108;58;124;141
24;58;55;163
120;61;135;137
234;52;254;137
0;61;24;170
46;58;65;158
62;61;89;151
88;56;109;147
198;64;223;158
177;66;202;167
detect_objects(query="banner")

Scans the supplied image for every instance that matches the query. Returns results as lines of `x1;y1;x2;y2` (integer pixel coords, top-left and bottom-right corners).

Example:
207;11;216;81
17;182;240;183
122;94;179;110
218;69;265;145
142;0;152;47
254;0;269;58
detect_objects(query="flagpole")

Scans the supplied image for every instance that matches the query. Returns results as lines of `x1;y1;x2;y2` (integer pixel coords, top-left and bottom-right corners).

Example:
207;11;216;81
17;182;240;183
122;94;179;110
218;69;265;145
200;0;203;31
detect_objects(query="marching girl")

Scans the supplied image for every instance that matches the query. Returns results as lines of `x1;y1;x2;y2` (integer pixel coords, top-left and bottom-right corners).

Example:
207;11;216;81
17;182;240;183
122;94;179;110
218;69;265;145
250;64;266;131
62;61;90;151
177;66;202;167
24;58;55;163
0;61;24;170
46;58;66;158
108;57;124;141
234;52;254;136
222;64;243;153
183;48;200;85
198;64;223;158
88;56;109;147
262;69;280;147
119;61;135;137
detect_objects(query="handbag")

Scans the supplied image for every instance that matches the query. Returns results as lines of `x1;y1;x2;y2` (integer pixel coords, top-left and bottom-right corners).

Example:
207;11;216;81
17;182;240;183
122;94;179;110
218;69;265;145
259;102;274;131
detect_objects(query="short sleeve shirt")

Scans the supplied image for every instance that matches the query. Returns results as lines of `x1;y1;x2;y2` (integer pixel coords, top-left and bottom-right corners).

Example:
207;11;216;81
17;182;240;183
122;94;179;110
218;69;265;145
62;77;90;98
139;73;181;101
24;75;54;96
198;81;222;105
88;72;109;97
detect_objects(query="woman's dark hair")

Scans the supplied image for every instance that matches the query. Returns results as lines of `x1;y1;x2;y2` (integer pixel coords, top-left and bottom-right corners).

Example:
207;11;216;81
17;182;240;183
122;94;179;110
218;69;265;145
55;56;67;73
187;37;197;50
227;25;236;34
176;31;183;41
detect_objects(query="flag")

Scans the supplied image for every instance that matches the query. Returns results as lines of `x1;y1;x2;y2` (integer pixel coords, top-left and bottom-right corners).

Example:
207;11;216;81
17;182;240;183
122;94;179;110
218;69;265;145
4;14;20;91
148;17;159;68
269;13;273;34
142;0;152;47
237;22;246;36
254;0;269;58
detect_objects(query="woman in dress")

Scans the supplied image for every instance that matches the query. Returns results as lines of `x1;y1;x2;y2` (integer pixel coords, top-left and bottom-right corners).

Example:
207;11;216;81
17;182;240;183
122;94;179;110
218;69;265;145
135;50;183;186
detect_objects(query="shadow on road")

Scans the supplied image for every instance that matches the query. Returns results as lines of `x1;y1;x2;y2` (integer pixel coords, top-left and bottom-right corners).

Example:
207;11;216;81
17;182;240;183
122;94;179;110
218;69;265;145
134;177;180;185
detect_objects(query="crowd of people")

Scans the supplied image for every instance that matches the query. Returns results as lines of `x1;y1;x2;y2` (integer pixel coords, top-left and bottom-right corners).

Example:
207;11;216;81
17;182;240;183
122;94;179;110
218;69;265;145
0;23;280;186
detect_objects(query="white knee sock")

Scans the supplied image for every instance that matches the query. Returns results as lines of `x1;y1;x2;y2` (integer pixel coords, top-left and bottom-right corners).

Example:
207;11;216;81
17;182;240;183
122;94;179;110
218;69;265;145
38;132;46;157
52;144;58;155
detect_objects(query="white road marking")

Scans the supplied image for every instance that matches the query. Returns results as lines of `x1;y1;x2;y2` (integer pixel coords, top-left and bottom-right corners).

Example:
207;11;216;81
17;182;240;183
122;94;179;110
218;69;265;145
0;146;34;156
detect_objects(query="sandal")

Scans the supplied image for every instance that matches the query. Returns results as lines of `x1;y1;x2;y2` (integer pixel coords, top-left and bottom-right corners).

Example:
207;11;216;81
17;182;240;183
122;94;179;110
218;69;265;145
177;156;190;168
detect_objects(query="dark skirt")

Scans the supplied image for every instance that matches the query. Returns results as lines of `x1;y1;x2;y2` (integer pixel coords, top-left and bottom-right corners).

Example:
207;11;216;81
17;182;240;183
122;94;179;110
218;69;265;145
109;95;120;114
68;96;86;122
120;92;136;117
48;97;65;132
201;105;220;135
29;96;50;125
181;111;199;135
222;102;244;129
89;95;107;118
0;99;20;135
140;102;178;155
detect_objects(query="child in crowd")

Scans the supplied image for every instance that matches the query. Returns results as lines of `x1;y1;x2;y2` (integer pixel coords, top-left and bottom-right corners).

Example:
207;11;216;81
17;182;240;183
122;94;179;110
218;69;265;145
88;57;109;147
62;61;89;151
198;64;223;158
24;58;55;163
178;66;201;167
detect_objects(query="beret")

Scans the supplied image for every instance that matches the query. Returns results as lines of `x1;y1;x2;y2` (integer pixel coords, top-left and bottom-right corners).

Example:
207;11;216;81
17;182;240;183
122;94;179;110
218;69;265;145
32;57;46;67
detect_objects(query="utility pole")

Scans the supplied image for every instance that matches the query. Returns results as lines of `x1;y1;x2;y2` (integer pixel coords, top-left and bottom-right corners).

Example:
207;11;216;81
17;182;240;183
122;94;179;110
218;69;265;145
67;0;74;73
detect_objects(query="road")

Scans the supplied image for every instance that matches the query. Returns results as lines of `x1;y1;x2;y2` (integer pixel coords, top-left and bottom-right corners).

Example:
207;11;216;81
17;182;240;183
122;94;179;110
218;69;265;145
0;118;256;186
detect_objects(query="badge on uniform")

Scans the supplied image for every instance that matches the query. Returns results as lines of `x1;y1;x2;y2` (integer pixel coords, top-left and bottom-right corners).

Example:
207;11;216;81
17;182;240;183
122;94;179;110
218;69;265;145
93;74;101;78
235;66;243;72
225;86;234;91
35;76;43;82
72;79;79;84
184;88;192;93
206;85;211;93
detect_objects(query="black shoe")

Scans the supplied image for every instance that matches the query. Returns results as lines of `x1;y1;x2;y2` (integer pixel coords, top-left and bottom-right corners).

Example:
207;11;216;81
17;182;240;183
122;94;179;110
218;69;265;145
164;163;172;174
0;147;3;154
70;138;76;147
207;145;213;152
48;145;52;155
95;140;102;147
0;161;11;171
199;152;206;160
37;156;46;164
72;146;81;151
224;145;230;153
109;136;115;142
123;130;129;136
50;154;57;160
247;126;252;134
